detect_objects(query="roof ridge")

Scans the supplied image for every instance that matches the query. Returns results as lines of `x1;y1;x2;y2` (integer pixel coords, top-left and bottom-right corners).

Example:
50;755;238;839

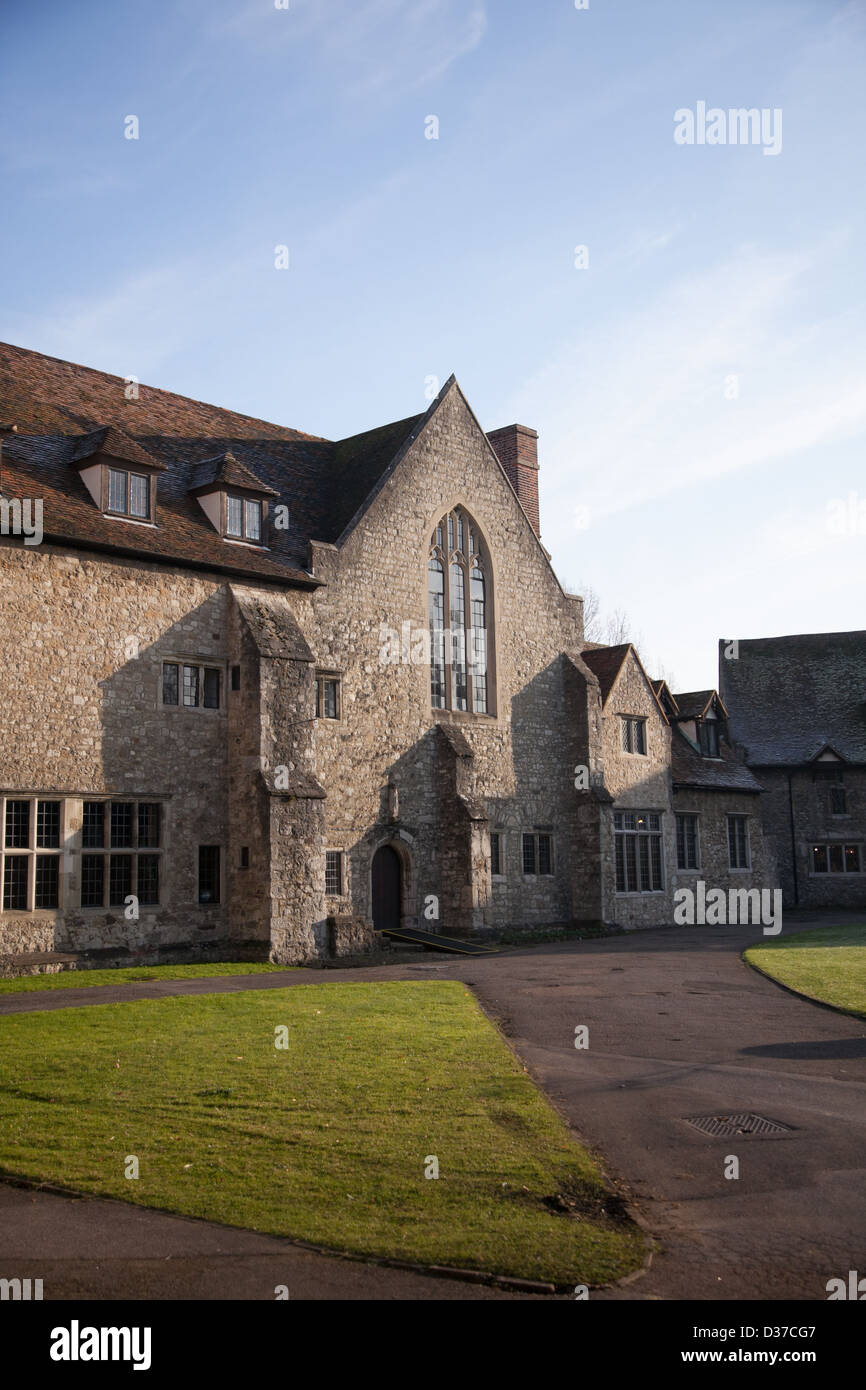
0;340;330;444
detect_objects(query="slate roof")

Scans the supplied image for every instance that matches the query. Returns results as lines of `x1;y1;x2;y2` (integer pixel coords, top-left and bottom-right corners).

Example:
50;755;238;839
719;631;866;766
670;725;763;793
0;341;425;586
670;689;721;720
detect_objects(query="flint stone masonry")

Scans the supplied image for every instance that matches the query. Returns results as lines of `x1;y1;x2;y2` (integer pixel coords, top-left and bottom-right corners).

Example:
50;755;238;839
0;545;230;957
327;914;377;957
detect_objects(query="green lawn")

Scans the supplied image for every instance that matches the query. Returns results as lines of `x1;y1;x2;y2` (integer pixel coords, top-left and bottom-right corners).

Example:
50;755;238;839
0;980;644;1285
0;962;291;994
745;923;866;1018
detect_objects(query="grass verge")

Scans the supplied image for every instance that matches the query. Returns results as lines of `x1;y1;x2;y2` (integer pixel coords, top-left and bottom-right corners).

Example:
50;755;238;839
0;962;291;995
744;923;866;1018
0;979;644;1285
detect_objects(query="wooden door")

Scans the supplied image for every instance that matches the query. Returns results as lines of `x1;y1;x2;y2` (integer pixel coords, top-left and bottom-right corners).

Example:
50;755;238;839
371;845;401;931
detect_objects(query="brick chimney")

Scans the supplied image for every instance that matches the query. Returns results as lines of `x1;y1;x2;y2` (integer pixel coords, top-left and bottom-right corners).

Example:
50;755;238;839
486;424;540;537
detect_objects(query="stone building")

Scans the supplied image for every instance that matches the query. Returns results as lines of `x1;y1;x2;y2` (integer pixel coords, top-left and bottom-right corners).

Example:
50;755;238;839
720;633;866;909
0;342;773;971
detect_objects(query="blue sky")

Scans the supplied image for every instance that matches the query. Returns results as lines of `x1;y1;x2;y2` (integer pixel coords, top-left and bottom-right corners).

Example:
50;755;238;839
1;0;864;689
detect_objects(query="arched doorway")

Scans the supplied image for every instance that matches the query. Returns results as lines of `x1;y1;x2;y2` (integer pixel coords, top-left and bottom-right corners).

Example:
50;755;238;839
371;844;402;932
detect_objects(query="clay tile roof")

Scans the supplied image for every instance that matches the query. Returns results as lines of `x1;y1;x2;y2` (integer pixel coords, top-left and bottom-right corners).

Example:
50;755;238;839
69;423;168;472
719;631;866;765
0;341;432;587
189;450;279;497
580;644;632;702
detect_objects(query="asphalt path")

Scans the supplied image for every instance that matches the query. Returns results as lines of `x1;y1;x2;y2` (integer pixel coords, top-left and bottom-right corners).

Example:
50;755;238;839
1;914;863;1300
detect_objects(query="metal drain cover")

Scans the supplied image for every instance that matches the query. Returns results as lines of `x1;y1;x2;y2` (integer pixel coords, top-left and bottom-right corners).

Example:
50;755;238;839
685;1112;793;1138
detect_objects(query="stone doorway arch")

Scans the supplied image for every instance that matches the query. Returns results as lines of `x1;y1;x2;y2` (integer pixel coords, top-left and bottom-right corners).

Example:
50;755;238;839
371;844;402;932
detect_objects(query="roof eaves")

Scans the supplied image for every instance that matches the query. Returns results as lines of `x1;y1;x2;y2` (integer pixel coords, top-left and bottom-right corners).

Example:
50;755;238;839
14;530;323;589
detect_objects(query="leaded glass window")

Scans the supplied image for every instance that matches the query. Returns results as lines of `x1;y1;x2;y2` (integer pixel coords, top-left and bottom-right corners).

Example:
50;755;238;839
427;508;492;714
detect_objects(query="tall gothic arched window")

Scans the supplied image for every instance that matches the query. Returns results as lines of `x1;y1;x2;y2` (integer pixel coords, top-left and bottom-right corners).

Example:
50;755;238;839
428;507;490;714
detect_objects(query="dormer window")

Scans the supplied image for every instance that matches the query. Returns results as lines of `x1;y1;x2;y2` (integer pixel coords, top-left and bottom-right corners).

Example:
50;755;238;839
698;720;720;758
225;495;262;542
108;468;151;521
69;424;166;525
188;451;277;547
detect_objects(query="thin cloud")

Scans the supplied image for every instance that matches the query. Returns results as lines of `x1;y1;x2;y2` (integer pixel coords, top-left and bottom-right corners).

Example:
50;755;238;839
505;241;866;536
209;0;486;95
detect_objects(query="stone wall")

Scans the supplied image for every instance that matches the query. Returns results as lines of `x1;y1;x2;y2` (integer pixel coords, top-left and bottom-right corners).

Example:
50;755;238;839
756;767;866;909
670;787;776;909
0;543;232;956
292;383;586;935
327;913;377;957
597;653;674;927
0;380;784;964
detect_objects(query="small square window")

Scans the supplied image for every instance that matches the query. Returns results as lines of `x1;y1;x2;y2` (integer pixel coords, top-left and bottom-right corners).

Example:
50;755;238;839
521;833;553;876
105;467;153;521
621;718;646;754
